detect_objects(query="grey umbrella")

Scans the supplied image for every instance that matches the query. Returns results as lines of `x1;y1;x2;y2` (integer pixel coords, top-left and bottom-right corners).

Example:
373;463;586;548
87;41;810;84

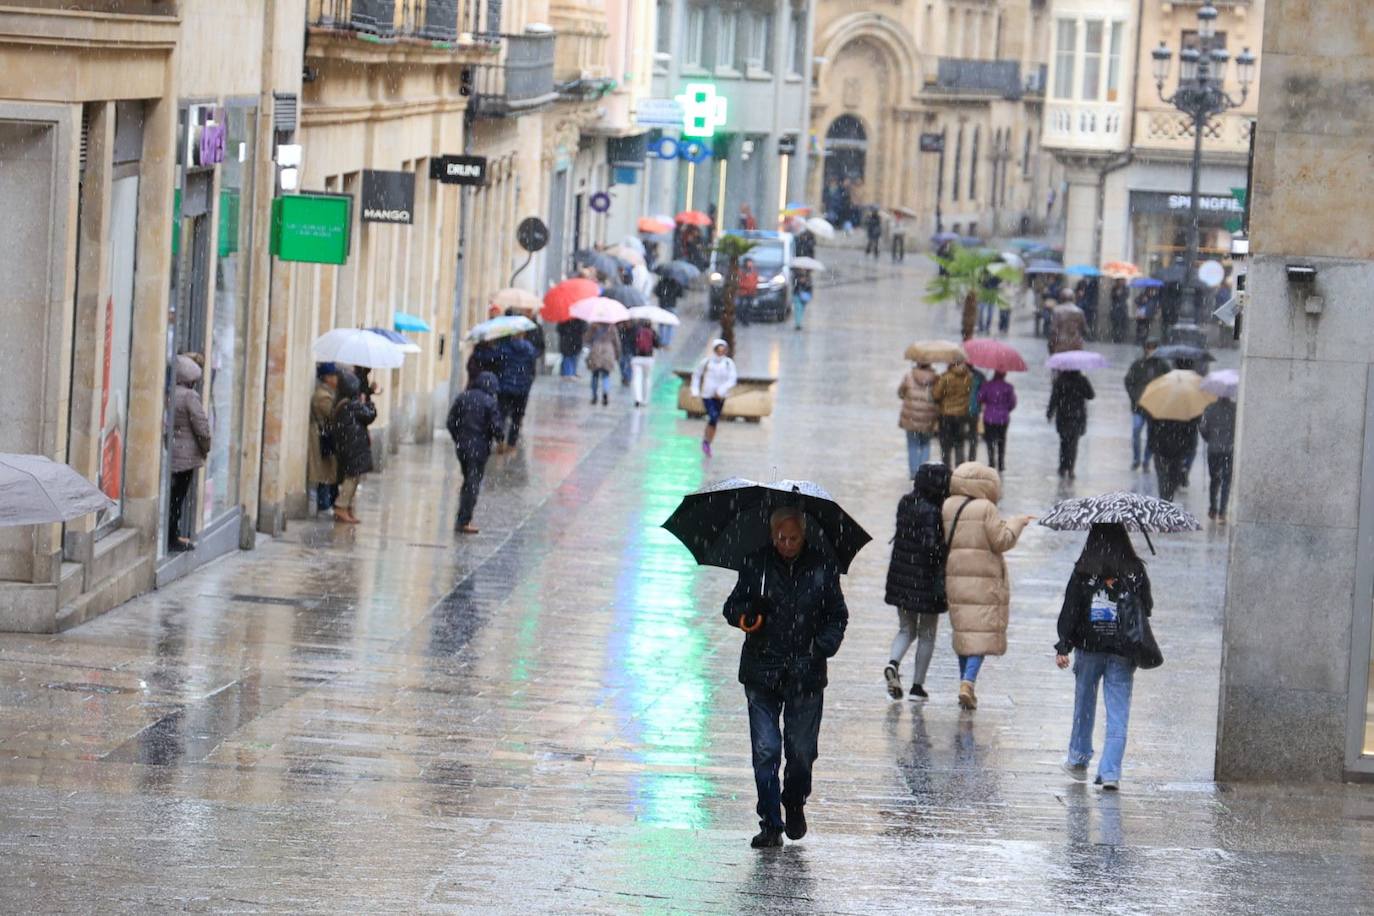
0;454;113;526
574;249;624;279
655;260;700;285
603;284;647;308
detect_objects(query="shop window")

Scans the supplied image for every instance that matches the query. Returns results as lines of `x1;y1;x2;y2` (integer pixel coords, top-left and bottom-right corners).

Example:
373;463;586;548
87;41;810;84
1082;20;1103;101
1053;19;1076;100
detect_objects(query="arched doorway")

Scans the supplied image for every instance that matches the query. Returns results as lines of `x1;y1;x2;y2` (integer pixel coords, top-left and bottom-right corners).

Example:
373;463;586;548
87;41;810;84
823;115;867;224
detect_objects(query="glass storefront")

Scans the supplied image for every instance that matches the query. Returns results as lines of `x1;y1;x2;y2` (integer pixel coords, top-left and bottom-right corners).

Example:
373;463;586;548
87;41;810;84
95;174;140;531
1128;190;1240;276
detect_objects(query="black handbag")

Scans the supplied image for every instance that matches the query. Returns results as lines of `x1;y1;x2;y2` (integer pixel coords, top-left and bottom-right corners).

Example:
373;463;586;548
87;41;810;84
1111;588;1163;670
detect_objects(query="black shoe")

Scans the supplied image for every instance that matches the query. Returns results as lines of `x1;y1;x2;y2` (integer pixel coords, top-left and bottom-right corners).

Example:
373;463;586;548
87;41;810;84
590;395;597;405
750;826;784;848
602;393;609;406
909;683;928;699
783;805;807;840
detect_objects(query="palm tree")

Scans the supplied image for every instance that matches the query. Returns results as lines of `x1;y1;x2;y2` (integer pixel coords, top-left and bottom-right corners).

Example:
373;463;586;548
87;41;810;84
714;234;758;355
924;246;1020;340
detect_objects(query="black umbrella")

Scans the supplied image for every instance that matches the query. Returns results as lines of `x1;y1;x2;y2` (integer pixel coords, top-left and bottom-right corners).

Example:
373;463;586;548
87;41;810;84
603;284;647;308
1038;490;1201;554
1153;344;1215;363
662;478;872;574
654;260;700;285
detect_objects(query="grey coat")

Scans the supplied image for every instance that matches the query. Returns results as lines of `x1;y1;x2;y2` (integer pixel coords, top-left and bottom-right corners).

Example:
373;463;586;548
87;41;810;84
170;356;211;474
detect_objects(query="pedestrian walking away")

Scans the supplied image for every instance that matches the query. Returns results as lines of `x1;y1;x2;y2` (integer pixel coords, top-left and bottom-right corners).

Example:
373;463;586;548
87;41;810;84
330;371;377;525
933;358;976;466
1200;395;1237;522
168;354;211;550
792;268;814;331
690;339;738;457
864;208;882;258
616;321;636;386
1150;416;1199;502
494;332;538;448
978;370;1018;472
943;462;1033;710
1055;523;1158;790
898;361;940;477
891;217;907;261
1124;341;1170;471
629;320;660;407
884;463;952;700
557;318;586;378
1049;301;1087;355
723;507;849;848
966;366;986;465
585;323;621;405
653;274;683;348
445;371;503;534
1047;369;1095;480
308;362;340;512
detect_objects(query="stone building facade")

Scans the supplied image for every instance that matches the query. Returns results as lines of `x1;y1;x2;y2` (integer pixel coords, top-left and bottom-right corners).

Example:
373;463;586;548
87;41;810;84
808;0;1059;238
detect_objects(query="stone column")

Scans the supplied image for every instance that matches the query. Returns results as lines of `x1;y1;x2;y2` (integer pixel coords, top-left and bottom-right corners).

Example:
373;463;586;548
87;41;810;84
1216;0;1374;781
1058;159;1100;267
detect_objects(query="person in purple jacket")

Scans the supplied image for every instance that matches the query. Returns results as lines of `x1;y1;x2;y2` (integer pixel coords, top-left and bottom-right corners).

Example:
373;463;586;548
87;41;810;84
978;371;1018;472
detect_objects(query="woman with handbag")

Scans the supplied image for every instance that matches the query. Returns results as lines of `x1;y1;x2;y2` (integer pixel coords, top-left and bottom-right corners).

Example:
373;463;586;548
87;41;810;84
1054;523;1158;791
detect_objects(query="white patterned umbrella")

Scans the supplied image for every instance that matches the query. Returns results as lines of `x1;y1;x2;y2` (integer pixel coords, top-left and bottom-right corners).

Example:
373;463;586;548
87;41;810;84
1039;491;1200;534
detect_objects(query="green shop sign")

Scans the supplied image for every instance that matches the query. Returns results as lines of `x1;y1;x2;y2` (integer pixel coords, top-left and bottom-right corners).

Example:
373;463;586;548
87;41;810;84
271;193;352;265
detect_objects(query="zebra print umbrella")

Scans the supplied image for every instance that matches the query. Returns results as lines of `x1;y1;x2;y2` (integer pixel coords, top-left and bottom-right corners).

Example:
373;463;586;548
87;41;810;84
1038;491;1200;534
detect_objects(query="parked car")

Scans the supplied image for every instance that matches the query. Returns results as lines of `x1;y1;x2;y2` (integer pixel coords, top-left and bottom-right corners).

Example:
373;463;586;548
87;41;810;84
708;231;795;323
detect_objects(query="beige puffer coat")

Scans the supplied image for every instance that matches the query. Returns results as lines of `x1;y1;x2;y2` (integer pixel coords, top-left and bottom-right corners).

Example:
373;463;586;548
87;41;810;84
898;366;939;434
942;462;1029;657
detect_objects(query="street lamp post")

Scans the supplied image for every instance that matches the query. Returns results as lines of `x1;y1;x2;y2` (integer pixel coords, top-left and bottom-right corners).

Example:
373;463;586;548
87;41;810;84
1150;3;1257;333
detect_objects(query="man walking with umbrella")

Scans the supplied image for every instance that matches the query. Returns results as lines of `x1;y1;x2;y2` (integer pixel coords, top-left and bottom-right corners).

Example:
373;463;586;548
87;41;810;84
1124;341;1169;471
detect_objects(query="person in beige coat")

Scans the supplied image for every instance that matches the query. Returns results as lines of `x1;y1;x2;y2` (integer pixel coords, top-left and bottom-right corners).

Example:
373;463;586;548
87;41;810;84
942;462;1034;710
898;362;939;477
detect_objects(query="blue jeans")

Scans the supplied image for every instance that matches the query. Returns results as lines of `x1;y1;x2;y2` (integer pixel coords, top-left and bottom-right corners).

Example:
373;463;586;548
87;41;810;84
1068;651;1136;782
619;351;633;385
977;301;995;332
1131;410;1153;466
794;291;811;329
316;482;339;510
958;654;983;683
590;369;610;397
905;430;932;478
560;355;578;376
659;321;675;347
745;686;824;830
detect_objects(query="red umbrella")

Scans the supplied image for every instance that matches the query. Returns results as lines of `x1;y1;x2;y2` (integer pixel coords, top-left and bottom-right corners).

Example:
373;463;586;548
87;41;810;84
675;210;712;227
542;278;599;323
962;338;1028;373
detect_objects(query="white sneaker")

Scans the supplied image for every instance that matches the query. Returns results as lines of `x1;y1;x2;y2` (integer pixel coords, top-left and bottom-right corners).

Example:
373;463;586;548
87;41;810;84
1061;761;1088;782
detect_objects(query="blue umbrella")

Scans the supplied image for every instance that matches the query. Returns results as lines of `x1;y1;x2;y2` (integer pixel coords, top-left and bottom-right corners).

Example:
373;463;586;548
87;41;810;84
1065;264;1102;277
1024;259;1064;275
931;231;960;243
394;311;431;333
367;327;421;353
1129;277;1164;289
1005;238;1040;251
959;235;984;248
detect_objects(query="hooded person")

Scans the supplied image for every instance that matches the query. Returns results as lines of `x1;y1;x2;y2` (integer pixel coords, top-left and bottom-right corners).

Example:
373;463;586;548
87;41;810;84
898;362;940;477
883;462;952;700
942;462;1034;710
932;359;975;466
1055;523;1156;790
330;370;377;525
1199;395;1237;522
1047;369;1096;480
494;332;539;449
690;339;738;457
977;370;1018;472
168;354;211;551
446;371;503;534
309;363;341;511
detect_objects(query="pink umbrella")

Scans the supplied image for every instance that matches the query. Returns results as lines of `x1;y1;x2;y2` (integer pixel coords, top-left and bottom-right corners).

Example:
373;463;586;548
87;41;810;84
963;338;1027;373
1046;349;1109;372
570;296;631;324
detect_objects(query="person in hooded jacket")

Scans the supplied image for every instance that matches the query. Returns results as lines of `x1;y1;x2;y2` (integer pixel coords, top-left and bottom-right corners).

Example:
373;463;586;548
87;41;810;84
933;358;975;466
446;371;503;534
1199;394;1236;521
883;463;952;700
722;507;848;848
1055;523;1154;790
585;322;621;406
330;371;376;525
978;370;1018;472
691;339;738;457
168;354;211;551
1047;369;1095;480
943;462;1034;710
898;361;940;477
494;332;538;449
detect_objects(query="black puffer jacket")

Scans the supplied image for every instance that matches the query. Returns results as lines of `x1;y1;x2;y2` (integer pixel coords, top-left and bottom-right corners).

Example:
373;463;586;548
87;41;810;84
723;544;849;696
331;374;377;478
884;463;951;614
1150;418;1200;460
446;372;502;455
1047;370;1095;436
1055;568;1154;657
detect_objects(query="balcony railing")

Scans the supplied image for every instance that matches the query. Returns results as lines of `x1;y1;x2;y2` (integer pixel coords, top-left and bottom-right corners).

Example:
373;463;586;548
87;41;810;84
932;59;1024;99
1138;107;1254;154
469;33;558;118
1044;101;1127;152
312;0;501;42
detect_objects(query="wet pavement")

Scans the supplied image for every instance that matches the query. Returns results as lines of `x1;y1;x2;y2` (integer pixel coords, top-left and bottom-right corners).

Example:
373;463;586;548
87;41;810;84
3;249;1373;912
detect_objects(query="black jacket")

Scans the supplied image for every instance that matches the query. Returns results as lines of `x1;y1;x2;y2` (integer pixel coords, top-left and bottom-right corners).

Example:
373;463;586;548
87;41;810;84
446;372;503;455
1150;418;1200;460
884;464;950;614
1199;400;1236;453
557;319;586;357
795;230;816;259
723;544;849;696
1047;371;1095;436
1124;355;1170;409
495;336;538;395
1055;568;1154;657
331;397;377;478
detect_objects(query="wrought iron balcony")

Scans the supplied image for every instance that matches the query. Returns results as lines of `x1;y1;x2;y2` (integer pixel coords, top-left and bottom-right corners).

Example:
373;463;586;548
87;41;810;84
932;59;1025;99
468;32;558;118
311;0;499;42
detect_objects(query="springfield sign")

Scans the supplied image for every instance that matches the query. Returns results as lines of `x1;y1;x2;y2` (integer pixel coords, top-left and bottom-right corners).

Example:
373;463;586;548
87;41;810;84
271;193;352;265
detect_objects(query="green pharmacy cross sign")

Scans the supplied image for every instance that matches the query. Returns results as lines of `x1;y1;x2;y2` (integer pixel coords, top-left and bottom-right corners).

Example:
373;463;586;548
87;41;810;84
676;83;728;139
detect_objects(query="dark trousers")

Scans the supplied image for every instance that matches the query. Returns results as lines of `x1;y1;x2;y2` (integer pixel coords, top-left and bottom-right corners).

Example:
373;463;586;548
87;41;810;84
497;390;530;446
315;482;339;510
939;416;972;466
865;236;881;257
998;308;1011;332
892;236;905;261
1208;450;1234;515
745;685;824;830
1058;431;1082;476
455;446;490;526
984;423;1008;471
1155;453;1187;502
168;469;195;548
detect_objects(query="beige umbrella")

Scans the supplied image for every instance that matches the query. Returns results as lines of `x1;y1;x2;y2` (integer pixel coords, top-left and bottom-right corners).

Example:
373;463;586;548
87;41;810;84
904;339;966;363
490;287;541;314
1138;369;1216;421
